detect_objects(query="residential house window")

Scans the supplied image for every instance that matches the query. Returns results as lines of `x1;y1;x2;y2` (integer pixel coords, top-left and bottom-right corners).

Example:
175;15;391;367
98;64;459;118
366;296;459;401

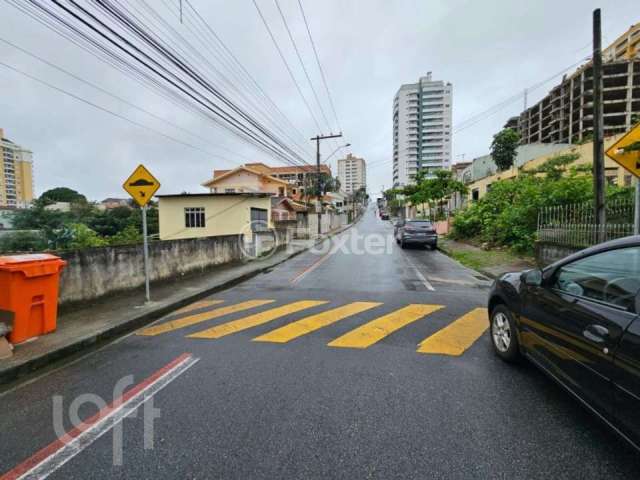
472;189;479;201
225;188;236;193
624;175;632;187
278;187;285;196
250;208;269;231
185;207;206;228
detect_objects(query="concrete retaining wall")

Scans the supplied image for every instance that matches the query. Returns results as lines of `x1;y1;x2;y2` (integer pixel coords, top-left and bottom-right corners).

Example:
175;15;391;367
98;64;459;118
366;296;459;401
58;235;243;305
534;241;581;267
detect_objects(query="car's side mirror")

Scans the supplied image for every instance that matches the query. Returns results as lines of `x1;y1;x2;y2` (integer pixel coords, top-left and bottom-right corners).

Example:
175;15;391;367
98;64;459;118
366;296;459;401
523;269;543;287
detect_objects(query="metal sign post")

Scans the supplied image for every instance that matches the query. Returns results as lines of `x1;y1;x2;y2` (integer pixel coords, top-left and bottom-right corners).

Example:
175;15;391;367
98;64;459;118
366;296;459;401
142;205;151;303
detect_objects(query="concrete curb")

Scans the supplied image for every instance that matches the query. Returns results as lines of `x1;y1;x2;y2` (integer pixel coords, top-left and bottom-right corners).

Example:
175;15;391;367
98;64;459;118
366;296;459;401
0;221;359;386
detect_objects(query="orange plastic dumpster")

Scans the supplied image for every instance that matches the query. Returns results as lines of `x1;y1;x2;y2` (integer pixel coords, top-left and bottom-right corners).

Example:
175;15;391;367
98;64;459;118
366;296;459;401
0;254;67;344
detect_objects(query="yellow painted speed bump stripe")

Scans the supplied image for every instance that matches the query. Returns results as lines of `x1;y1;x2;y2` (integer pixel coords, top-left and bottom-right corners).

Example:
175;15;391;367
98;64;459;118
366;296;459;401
188;300;328;339
253;302;382;343
138;300;275;336
175;300;223;315
328;304;443;349
417;308;489;356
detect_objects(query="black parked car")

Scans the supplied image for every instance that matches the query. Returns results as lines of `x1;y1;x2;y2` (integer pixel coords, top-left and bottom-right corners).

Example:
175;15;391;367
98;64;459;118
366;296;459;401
395;220;437;249
488;236;640;451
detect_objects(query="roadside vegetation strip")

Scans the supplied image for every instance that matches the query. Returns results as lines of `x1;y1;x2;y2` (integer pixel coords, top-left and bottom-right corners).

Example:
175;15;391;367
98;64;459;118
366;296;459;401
187;300;329;339
138;300;275;336
0;353;198;480
416;308;489;356
328;304;444;349
252;302;383;343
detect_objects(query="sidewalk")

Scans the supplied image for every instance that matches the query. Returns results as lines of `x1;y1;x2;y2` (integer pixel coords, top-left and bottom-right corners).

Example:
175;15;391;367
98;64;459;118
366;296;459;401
0;226;352;386
438;238;535;279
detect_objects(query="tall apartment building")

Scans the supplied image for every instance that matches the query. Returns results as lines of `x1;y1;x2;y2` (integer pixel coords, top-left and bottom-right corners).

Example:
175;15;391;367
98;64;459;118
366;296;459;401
393;72;452;187
0;128;34;208
337;153;366;194
507;23;640;145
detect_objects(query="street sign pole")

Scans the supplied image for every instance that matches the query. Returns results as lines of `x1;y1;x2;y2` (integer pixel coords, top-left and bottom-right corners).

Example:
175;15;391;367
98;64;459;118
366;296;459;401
123;164;160;304
142;205;151;303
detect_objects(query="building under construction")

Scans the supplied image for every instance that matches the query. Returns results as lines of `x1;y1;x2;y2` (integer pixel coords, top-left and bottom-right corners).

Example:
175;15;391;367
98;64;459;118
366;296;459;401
506;23;640;145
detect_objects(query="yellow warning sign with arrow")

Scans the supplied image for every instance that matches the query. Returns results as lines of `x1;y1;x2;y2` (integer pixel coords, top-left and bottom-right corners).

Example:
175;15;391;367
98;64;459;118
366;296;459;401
605;123;640;178
123;164;161;207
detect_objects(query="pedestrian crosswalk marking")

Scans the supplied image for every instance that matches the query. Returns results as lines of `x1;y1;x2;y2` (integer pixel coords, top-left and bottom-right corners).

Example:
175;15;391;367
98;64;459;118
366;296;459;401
252;302;382;344
328;304;444;349
175;300;224;315
416;308;489;356
138;300;275;336
187;300;328;339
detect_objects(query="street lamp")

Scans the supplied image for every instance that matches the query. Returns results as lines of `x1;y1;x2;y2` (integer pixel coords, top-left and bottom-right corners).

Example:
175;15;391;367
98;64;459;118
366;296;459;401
323;143;351;164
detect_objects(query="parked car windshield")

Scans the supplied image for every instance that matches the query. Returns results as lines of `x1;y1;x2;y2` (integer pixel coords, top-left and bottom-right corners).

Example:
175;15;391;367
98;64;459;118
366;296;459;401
406;221;433;228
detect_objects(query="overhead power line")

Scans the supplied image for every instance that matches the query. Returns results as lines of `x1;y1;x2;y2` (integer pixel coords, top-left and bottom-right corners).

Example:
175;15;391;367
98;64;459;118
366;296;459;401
0;59;235;163
296;0;342;133
273;0;332;132
156;0;313;160
251;0;323;133
10;0;313;169
180;0;314;157
0;35;254;164
453;55;591;134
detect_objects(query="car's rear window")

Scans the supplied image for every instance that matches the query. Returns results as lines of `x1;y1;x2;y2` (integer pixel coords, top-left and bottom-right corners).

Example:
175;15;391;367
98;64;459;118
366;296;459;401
407;221;433;227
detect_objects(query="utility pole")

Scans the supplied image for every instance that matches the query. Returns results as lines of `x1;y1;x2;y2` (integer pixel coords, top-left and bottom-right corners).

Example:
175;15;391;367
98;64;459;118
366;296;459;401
593;8;606;241
311;133;342;236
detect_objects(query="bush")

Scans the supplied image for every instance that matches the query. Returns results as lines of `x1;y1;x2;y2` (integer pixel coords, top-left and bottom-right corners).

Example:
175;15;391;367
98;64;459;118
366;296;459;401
450;172;629;253
0;231;47;253
108;224;143;245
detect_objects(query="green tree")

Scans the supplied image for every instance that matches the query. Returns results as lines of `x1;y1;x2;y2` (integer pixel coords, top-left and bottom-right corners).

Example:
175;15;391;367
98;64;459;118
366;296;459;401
40;187;86;204
129;207;159;236
490;128;520;171
303;173;341;198
87;207;135;237
11;203;70;233
50;223;107;250
525;153;581;181
0;231;47;253
108;224;143;245
403;169;467;219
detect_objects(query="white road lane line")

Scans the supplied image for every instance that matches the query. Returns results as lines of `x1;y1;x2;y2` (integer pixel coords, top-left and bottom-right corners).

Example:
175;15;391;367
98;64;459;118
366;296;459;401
2;354;199;480
402;253;435;291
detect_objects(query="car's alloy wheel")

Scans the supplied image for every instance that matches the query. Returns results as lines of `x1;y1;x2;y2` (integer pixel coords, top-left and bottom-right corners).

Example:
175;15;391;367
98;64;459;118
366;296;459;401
490;305;521;362
492;312;511;352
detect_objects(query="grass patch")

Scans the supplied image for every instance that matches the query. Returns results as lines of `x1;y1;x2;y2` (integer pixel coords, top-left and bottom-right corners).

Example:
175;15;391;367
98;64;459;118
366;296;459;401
440;240;533;273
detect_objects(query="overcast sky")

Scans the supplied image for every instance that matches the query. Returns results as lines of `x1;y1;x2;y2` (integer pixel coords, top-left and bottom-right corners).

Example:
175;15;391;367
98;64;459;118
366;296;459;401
0;0;637;201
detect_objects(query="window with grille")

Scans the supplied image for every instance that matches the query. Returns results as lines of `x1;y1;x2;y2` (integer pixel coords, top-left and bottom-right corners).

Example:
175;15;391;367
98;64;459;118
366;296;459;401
185;207;205;228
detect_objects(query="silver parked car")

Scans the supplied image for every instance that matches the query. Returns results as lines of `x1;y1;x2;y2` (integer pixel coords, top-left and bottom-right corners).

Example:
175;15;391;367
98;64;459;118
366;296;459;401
395;220;438;249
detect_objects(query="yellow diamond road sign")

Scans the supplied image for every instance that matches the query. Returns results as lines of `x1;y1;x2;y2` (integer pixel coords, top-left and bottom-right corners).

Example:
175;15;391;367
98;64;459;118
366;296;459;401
123;164;160;207
605;123;640;178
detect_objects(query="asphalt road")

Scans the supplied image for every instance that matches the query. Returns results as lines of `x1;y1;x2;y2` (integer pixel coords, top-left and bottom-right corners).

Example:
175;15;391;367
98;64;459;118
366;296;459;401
2;206;639;479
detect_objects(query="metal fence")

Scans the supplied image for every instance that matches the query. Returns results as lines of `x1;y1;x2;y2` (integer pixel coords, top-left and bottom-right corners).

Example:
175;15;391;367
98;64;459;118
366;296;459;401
537;199;635;247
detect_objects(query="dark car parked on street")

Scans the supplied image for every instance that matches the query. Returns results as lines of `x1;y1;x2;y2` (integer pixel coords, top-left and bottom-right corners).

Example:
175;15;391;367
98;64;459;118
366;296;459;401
487;236;640;451
395;220;437;249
